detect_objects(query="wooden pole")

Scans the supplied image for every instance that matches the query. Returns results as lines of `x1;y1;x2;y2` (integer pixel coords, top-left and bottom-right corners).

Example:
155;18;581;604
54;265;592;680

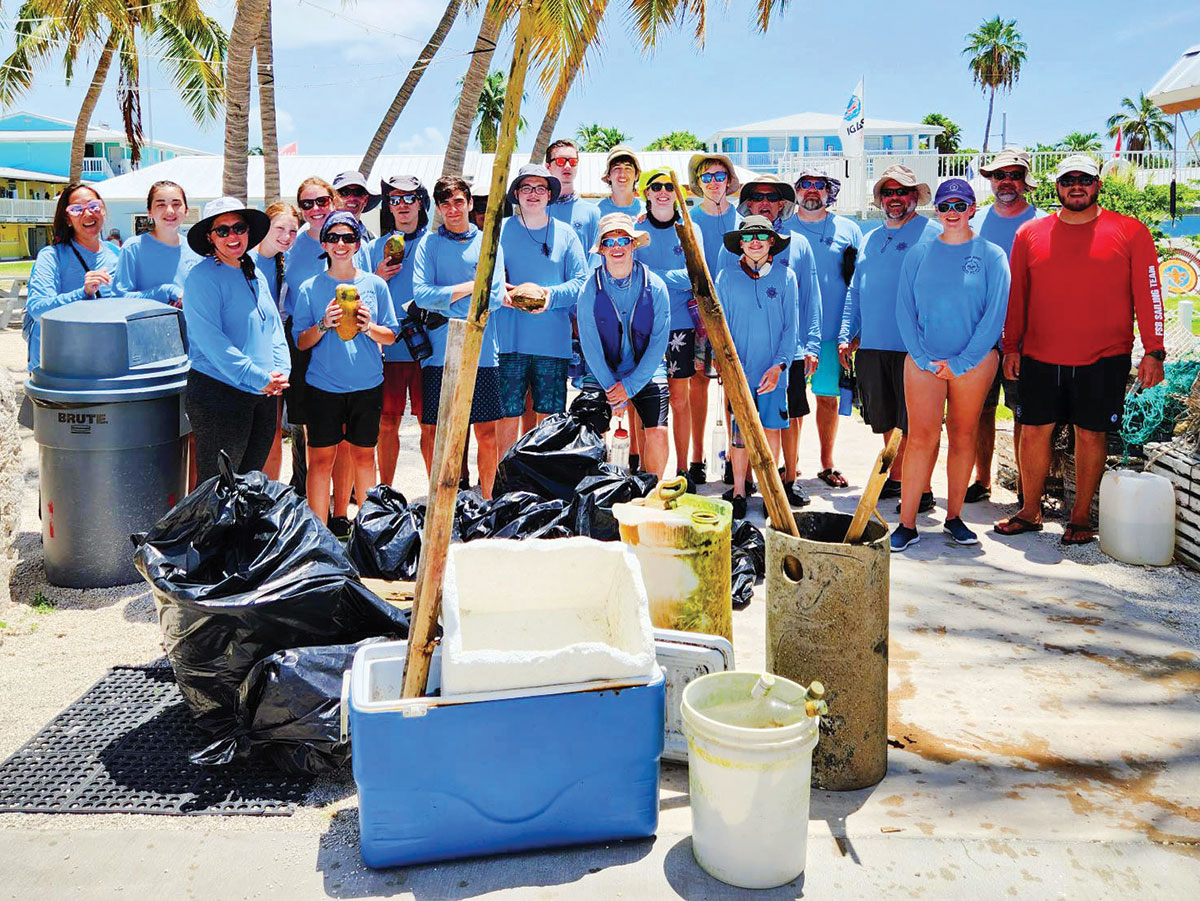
669;173;800;538
844;429;902;543
402;1;539;699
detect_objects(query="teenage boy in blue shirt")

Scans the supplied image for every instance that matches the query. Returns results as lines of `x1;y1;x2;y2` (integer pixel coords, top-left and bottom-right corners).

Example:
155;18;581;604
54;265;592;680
545;138;601;260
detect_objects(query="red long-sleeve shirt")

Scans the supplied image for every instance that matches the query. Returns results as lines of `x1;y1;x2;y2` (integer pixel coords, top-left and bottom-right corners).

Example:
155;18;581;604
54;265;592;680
1002;209;1165;365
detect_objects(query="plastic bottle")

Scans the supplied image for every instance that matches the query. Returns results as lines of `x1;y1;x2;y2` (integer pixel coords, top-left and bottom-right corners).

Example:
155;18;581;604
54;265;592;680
711;414;727;468
609;425;630;471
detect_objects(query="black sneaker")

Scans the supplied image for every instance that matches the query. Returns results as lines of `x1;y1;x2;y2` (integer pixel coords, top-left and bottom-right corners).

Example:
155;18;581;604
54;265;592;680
629;453;641;474
723;460;734;485
943;517;980;546
897;492;935;514
784;481;811;507
458;476;471;491
677;469;696;494
964;482;991;503
688;461;707;486
890;524;920;552
879;478;902;500
730;495;748;519
745;476;757;495
327;515;352;540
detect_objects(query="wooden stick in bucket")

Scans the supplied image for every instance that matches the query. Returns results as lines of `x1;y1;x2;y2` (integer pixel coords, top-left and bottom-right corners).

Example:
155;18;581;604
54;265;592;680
844;429;902;544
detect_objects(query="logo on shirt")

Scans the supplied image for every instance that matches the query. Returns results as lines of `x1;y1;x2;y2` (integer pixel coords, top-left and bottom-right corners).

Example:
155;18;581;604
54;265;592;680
766;286;778;299
672;245;682;256
962;256;982;274
821;236;834;246
896;242;909;252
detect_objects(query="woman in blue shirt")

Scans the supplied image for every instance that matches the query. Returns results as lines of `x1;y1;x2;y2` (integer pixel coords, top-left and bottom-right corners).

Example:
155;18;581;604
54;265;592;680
25;183;120;372
182;197;290;483
892;179;1010;551
113;180;201;307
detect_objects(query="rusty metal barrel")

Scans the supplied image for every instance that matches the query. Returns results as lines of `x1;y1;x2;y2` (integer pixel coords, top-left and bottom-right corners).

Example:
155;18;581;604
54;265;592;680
765;511;889;790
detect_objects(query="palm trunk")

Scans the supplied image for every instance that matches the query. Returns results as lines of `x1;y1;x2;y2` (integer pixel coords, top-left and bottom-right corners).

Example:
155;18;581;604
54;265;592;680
360;0;464;175
441;7;502;178
222;0;269;202
530;0;608;162
981;86;995;155
70;28;121;183
257;2;280;204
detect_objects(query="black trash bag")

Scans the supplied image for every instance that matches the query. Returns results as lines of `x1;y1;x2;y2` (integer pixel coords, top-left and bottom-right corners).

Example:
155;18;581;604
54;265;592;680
453;489;491;540
569;389;612;434
569;467;658;541
132;453;409;760
346;485;424;580
731;547;756;610
204;638;386;775
493;412;607;500
730;518;766;609
461;491;572;540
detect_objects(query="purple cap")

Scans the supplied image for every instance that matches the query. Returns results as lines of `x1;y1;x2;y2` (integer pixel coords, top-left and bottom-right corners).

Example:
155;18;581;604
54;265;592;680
934;178;975;206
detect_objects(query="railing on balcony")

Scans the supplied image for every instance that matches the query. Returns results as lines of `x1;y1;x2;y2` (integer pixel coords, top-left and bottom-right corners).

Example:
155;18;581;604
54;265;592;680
81;157;116;179
0;197;57;222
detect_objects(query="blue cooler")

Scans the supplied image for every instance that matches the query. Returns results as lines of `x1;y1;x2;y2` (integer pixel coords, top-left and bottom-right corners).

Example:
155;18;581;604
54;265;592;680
346;640;664;868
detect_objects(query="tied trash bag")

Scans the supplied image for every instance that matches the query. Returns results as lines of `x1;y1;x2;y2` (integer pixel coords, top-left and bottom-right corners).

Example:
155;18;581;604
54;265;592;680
493;411;607;500
730;518;766;609
569;467;659;541
347;485;424;580
132;453;409;762
459;491;572;541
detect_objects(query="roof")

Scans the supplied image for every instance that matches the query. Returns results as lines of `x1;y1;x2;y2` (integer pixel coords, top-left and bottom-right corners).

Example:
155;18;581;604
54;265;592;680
714;112;943;135
0;111;209;154
1149;44;1200;114
92;151;760;202
0;166;71;184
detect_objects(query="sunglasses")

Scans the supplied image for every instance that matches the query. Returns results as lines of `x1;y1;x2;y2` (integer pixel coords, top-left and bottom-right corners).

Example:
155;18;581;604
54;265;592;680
299;196;333;210
988;169;1025;182
646;182;675;194
698;172;728;184
880;186;915;198
338;186;368;198
518;185;550;196
1058;173;1098;187
748;192;780;202
323;231;360;245
600;235;633;248
66;200;103;216
797;178;828;190
741;232;772;244
210;222;250;238
388;193;419;207
549;156;579;168
936;201;970;213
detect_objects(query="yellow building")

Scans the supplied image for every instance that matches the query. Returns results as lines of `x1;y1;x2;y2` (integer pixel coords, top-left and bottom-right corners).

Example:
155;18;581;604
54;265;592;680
0;167;69;260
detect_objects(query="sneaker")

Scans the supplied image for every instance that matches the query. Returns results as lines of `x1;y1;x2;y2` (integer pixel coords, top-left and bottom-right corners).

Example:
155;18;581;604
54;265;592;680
629;453;641;474
723;460;734;485
784;481;811;507
730;495;748;519
688;460;707;486
677;469;696;494
458;476;471;491
964;482;991;503
943;517;980;546
890;524;920;552
879;478;902;500
896;492;935;515
327;515;352;540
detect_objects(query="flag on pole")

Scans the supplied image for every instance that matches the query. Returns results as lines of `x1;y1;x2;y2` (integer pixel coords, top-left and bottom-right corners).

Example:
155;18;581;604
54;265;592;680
280;142;298;155
842;78;865;157
1112;128;1122;158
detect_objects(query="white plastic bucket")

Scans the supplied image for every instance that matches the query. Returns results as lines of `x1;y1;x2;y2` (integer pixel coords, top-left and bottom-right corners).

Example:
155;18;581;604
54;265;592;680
1099;470;1176;566
681;672;820;889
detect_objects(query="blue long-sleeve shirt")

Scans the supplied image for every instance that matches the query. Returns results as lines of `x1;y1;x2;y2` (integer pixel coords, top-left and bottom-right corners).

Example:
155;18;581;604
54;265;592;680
549;195;600;260
896;237;1011;376
367;226;427;363
411;228;505;369
788;236;823;361
182;256;289;393
251;249;287;315
976;204;1046;259
715;262;798;385
783;213;863;342
114;232;202;306
495;217;588;359
577;265;670;397
282;228;369;319
292;270;399;393
596;196;644;219
635;214;700;329
25;240;120;371
690;205;742;277
840;215;942;352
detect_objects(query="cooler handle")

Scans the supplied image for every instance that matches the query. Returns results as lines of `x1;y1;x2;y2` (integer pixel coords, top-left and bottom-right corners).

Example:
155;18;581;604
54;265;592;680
339;670;352;744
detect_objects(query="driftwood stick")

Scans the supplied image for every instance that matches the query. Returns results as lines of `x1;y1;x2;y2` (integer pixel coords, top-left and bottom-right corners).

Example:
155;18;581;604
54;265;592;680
844;429;902;543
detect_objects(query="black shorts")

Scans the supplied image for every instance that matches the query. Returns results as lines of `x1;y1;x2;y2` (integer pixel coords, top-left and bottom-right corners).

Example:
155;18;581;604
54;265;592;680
283;317;312;425
578;381;669;428
1016;354;1132;433
666;328;697;380
786;360;810;418
420;365;503;426
984;367;1002;409
855;348;908;434
306;383;384;448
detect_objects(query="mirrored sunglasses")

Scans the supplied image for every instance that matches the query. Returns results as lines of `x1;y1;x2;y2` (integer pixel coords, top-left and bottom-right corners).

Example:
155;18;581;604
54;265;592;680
798;178;828;190
549;156;579;168
740;232;772;243
600;235;633;248
66;200;104;216
388;194;419;207
936;201;970;213
698;172;729;184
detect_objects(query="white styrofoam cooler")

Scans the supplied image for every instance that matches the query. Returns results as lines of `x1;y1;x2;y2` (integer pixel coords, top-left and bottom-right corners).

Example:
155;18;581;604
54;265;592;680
440;538;658;695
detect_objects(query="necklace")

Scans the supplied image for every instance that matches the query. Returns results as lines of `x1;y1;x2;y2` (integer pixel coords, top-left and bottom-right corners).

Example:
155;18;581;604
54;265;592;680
518;212;551;257
794;214;831;248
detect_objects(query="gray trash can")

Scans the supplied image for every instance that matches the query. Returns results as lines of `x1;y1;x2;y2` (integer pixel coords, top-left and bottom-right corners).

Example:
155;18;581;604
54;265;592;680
26;299;190;588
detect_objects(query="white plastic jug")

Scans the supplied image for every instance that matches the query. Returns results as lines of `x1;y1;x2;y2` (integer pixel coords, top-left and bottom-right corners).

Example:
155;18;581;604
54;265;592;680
682;672;820;890
1099;469;1176;566
609;424;630;471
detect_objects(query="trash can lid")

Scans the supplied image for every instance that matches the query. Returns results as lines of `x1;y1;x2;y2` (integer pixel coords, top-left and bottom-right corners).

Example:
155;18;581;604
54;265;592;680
26;298;190;404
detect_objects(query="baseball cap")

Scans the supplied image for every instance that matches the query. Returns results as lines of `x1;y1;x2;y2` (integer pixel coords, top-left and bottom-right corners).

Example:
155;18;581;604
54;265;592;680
1055;154;1100;180
934;178;976;206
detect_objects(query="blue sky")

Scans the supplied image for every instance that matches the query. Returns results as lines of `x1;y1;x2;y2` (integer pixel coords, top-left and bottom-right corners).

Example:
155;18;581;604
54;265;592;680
0;0;1196;158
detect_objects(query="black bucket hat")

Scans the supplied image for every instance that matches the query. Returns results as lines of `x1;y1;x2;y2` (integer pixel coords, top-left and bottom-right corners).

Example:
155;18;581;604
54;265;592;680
722;214;791;256
187;196;271;256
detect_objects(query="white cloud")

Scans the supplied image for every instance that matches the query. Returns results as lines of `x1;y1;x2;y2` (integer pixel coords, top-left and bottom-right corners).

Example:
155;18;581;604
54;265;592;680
387;125;446;155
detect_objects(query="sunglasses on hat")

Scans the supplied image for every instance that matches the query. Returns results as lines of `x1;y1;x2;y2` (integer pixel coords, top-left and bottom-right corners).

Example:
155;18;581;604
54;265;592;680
299;196;332;210
600;235;633;248
798;178;828;190
988;169;1025;182
880;186;915;198
740;232;772;243
646;182;675;194
936;201;970;213
388;193;419;207
210;222;249;238
698;172;728;184
1058;173;1098;187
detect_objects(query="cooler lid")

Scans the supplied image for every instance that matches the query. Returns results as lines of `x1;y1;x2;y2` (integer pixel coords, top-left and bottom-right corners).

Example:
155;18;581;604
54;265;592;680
26;298;190;404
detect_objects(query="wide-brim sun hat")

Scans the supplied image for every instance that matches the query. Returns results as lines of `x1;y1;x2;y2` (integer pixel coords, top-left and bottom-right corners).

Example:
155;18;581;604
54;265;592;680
736;174;796;219
332;170;380;212
870;164;931;208
591;212;649;254
188;196;271;256
793;165;841;206
722;214;791;256
688;152;742;197
507;162;562;205
980;148;1038;187
1055;154;1101;180
602;145;641;184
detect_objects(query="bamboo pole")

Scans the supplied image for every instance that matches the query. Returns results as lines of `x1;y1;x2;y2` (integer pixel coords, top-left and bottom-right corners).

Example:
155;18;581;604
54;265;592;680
402;1;539;699
669;173;800;538
844;429;902;543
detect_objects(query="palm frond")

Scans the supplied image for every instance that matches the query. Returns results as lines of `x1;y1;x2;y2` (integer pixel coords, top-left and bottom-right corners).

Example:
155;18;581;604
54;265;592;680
147;8;228;124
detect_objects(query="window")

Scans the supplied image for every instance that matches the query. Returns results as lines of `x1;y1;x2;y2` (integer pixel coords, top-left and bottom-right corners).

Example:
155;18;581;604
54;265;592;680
807;136;843;154
721;137;742;153
864;135;884;152
746;137;769;153
892;135;911;151
788;137;800;152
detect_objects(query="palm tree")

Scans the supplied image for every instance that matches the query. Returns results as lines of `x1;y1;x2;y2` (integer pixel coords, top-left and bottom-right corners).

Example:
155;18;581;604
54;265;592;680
222;0;269;201
456;68;525;153
576;123;630;153
442;4;501;177
0;0;226;183
643;131;705;151
1059;131;1101;152
256;1;280;204
962;16;1027;154
1107;93;1174;153
922;113;962;154
530;0;609;161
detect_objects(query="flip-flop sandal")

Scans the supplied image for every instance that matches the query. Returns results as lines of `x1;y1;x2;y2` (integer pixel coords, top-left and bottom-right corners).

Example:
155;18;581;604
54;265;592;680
994;515;1044;536
817;469;848;488
1061;523;1097;546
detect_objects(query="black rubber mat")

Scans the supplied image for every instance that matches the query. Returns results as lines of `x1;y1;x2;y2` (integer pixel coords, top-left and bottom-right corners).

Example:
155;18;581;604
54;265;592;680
0;663;312;815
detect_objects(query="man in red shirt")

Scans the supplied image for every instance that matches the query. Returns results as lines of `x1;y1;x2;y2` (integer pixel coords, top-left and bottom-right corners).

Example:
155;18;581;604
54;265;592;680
996;154;1165;545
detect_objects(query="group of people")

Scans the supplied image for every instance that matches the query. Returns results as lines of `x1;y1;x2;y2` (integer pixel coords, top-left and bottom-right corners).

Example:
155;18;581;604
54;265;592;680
23;139;1165;549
